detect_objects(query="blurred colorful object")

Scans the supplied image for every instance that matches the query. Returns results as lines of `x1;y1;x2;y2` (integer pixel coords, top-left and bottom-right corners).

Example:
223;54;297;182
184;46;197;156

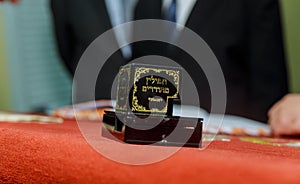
0;0;19;4
240;137;300;147
53;100;114;121
0;111;63;124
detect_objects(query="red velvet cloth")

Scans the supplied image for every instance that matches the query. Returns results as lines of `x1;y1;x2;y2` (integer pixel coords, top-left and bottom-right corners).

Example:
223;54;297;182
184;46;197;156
1;120;300;183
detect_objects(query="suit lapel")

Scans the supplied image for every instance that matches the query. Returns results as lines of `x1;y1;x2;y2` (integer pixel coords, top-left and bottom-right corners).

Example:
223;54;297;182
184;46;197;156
90;0;113;32
186;0;221;30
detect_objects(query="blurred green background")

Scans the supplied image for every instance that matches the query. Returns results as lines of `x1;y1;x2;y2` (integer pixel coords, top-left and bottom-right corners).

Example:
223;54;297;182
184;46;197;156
0;0;299;112
0;11;11;110
281;0;300;93
0;0;72;113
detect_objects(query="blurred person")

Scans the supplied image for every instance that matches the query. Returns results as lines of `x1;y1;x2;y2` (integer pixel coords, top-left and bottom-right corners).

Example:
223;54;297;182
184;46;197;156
50;0;288;122
0;0;19;3
268;94;300;136
51;0;131;103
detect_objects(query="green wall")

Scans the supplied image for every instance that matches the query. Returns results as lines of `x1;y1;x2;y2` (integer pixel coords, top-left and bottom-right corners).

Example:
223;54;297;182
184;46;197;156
281;0;300;93
0;11;12;110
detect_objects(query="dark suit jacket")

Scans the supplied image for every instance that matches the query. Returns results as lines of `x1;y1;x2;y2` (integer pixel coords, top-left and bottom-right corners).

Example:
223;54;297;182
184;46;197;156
50;0;126;102
50;0;288;122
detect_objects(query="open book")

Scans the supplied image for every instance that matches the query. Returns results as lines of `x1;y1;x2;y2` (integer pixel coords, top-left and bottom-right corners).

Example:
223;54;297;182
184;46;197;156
173;105;271;136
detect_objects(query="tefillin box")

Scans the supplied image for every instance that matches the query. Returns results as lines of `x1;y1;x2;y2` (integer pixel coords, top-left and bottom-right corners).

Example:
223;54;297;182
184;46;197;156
116;64;180;115
103;63;203;147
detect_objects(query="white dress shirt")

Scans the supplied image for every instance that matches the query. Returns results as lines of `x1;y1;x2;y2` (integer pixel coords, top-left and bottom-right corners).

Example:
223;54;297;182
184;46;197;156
105;0;137;58
104;0;197;57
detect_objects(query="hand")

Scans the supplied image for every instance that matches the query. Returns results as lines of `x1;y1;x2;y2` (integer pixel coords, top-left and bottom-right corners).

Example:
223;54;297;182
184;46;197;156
0;0;19;4
268;94;300;136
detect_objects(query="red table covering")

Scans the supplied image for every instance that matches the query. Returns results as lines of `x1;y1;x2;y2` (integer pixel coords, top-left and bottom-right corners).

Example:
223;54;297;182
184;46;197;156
1;120;300;184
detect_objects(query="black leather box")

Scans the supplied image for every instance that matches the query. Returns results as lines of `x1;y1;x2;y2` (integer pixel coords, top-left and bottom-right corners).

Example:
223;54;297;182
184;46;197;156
102;64;203;148
115;63;181;116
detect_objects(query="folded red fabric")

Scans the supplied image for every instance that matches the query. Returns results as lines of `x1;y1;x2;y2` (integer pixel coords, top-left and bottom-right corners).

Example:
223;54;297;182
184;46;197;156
1;121;300;183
